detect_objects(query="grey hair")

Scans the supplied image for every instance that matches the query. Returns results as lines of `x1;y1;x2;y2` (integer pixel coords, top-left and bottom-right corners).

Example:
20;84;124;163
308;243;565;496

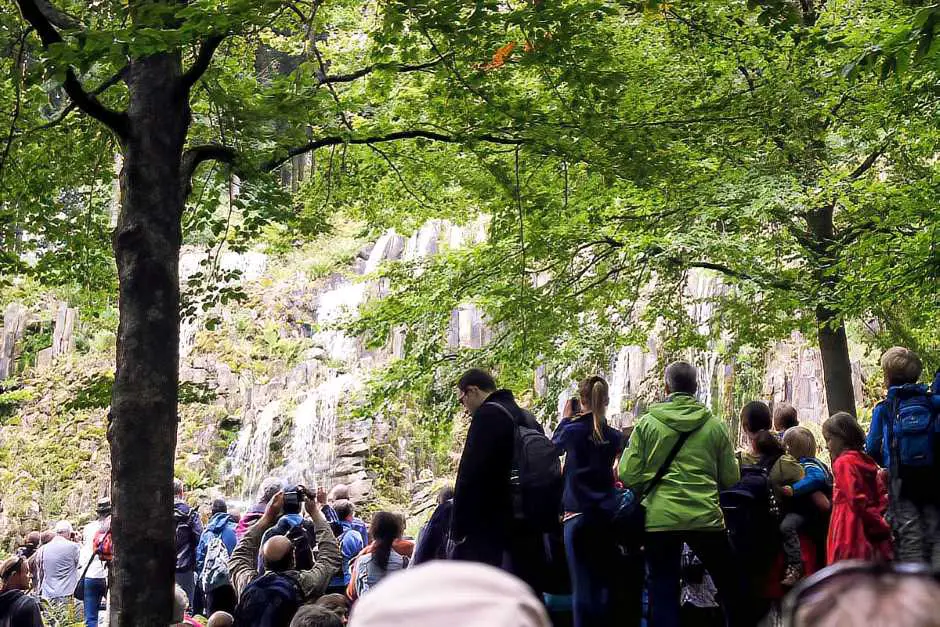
289;605;342;627
259;477;282;503
172;584;188;622
664;361;698;395
207;611;234;627
173;478;184;496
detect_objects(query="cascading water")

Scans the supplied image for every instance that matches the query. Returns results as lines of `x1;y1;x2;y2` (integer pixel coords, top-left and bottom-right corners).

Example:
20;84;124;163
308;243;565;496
219;217;490;502
229;400;280;499
211;213;854;504
283;372;359;490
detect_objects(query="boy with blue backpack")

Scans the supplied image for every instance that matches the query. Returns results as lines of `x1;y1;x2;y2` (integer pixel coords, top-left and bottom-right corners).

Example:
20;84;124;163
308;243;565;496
866;347;940;566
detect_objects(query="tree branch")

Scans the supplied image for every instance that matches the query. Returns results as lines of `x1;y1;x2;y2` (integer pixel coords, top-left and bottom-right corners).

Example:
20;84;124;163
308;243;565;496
320;57;447;85
13;0;129;137
181;129;524;185
686;260;794;291
181;34;227;90
848;144;886;180
25;68;126;135
181;144;237;181
263;129;524;171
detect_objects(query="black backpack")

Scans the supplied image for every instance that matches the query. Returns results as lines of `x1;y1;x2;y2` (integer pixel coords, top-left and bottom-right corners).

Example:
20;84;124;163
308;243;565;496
259;518;317;572
487;402;563;530
720;460;781;565
233;571;302;627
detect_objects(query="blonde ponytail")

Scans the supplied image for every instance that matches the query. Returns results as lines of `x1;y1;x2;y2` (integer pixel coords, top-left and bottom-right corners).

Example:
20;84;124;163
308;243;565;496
578;375;609;443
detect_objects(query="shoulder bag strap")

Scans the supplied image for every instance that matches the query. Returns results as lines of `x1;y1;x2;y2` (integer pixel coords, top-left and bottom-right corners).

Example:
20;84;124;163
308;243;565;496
636;425;701;501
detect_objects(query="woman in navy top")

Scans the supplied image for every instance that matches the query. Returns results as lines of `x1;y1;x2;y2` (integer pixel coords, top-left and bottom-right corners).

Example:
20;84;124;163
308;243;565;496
552;375;625;627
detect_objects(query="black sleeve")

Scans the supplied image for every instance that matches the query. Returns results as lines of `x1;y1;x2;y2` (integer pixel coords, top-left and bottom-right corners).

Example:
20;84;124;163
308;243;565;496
451;407;515;539
14;597;43;627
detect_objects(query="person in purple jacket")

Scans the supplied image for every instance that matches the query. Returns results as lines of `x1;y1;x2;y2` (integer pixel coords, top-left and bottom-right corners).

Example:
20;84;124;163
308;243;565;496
235;477;283;541
552;375;625;627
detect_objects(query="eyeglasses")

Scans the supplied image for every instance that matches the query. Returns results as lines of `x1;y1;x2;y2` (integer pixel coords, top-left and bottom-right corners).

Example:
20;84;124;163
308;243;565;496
0;556;24;580
780;560;940;626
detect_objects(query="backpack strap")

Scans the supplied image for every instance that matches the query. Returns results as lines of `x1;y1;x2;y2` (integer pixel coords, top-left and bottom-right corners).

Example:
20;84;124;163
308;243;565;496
884;394;902;477
486;401;521;428
637;424;703;501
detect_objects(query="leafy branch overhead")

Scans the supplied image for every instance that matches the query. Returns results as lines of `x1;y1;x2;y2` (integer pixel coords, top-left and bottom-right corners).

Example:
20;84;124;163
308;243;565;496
1;6;939;624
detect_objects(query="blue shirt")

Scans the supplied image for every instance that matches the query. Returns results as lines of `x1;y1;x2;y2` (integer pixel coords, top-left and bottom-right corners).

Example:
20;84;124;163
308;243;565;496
791;457;832;497
195;513;237;576
329;524;364;587
552;415;625;514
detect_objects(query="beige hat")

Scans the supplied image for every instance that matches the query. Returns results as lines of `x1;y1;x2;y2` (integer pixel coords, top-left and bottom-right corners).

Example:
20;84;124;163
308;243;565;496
348;562;551;627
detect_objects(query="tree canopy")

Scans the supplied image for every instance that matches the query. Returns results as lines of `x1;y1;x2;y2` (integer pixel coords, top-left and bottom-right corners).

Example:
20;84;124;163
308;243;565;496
1;0;939;622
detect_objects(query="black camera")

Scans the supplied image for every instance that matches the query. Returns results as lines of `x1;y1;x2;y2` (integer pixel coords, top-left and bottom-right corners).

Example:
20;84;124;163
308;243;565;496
283;485;306;514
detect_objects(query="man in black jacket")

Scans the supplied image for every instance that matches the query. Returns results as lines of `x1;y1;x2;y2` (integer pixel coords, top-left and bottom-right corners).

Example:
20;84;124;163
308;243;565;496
0;555;42;627
450;368;547;591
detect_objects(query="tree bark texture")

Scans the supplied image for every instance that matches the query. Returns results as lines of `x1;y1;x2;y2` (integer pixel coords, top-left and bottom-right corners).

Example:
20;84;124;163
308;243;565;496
108;52;189;627
806;203;856;417
815;304;856;416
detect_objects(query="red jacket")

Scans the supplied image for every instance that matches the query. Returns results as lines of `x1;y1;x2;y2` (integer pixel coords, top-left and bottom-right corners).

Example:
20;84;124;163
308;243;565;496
827;449;892;564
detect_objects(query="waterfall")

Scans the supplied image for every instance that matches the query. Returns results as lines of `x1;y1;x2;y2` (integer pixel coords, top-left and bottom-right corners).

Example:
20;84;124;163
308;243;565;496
229;400;280;499
223;221;475;501
282;372;359;490
602;272;728;424
315;280;366;363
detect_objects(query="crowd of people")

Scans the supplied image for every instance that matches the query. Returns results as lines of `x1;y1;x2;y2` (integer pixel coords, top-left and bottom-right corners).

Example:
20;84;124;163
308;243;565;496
2;346;940;626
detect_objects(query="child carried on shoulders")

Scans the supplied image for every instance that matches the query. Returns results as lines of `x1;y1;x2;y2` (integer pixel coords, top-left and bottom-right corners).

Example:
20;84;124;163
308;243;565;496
779;426;833;586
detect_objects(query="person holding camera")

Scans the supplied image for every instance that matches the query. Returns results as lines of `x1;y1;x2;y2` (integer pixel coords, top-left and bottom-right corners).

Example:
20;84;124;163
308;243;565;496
229;486;341;626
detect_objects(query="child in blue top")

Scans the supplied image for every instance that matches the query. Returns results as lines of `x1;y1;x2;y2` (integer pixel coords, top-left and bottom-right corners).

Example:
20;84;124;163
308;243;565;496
779;426;833;586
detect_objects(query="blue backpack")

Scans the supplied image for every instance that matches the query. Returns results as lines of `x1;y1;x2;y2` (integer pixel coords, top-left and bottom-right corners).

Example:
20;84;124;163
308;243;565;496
887;383;940;473
233;572;301;627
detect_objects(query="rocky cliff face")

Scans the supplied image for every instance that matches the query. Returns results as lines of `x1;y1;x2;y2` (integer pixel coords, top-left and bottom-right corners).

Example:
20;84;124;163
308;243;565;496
0;219;490;545
0;217;874;547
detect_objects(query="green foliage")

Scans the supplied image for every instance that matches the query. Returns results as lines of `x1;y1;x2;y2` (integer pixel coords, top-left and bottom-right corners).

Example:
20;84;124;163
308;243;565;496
1;0;939;517
175;465;212;493
64;373;114;410
0;387;32;420
179;381;218;404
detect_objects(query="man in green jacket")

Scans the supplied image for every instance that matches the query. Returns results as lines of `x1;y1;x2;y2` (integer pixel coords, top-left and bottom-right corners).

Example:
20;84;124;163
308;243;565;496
619;361;742;627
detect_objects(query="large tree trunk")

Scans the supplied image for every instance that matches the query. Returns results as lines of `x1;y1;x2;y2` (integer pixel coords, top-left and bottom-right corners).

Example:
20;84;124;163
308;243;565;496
816;305;855;416
807;203;856;417
109;52;189;627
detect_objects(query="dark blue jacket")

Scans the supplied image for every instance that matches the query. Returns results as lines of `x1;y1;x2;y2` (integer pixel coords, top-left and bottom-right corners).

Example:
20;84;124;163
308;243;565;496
552;414;624;514
174;501;204;572
413;499;453;565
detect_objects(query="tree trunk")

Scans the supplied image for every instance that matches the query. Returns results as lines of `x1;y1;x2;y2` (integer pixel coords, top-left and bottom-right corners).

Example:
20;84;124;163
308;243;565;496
816;304;856;416
806;203;856;417
109;52;189;627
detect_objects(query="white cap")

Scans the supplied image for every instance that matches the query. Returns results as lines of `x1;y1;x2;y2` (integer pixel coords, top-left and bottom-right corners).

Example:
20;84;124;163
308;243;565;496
54;520;73;535
348;562;551;627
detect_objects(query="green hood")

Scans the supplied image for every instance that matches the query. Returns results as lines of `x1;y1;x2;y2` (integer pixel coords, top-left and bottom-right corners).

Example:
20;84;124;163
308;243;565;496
648;393;712;432
619;393;740;532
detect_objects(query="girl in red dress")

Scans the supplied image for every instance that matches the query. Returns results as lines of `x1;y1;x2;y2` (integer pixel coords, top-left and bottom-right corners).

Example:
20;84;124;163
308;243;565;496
822;412;893;564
